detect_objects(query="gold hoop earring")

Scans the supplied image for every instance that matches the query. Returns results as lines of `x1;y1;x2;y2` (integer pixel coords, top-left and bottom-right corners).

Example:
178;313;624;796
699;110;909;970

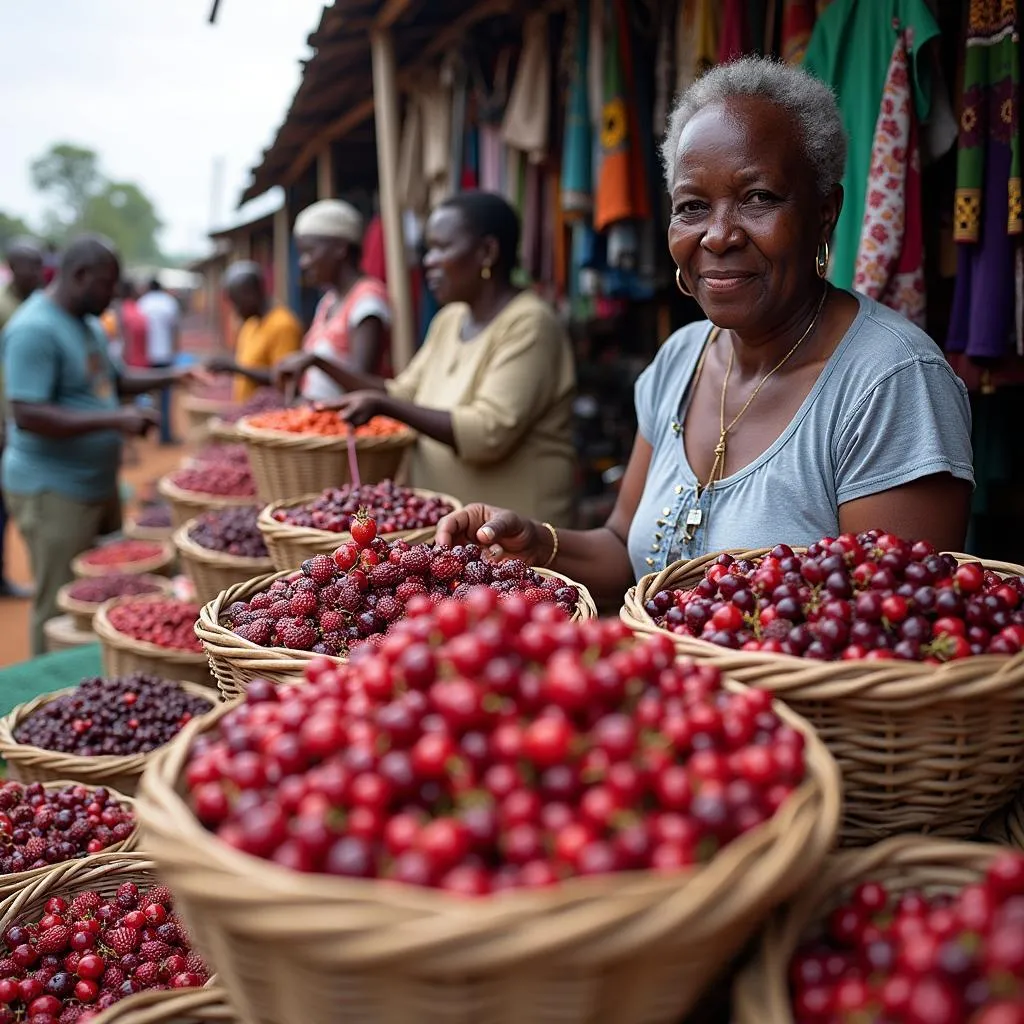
675;267;693;298
816;240;830;279
481;265;492;280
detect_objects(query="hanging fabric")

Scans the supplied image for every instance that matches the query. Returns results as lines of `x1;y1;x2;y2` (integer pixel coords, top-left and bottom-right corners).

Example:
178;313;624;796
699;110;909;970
562;0;593;219
675;0;719;94
802;0;940;291
853;26;926;327
594;0;651;231
502;12;551;164
717;0;748;63
420;72;454;211
396;92;427;216
946;0;1022;358
780;0;816;64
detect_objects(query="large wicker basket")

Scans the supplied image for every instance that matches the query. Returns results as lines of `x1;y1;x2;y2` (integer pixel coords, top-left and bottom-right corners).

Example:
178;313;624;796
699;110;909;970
90;987;234;1024
0;682;217;796
124;518;176;543
137;691;840;1024
196;567;600;700
158;476;258;531
621;548;1024;845
182;394;231;443
732;835;1016;1024
58;575;175;631
72;541;175;579
94;595;214;689
43;615;98;653
206;417;243;444
236;416;416;504
0;782;138;900
257;489;464;572
173;522;273;606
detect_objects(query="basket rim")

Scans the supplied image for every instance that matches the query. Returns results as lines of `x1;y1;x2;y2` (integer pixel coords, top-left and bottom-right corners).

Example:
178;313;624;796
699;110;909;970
174;521;273;571
181;394;232;416
58;575;175;618
256;487;465;548
621;547;1024;700
236;414;417;451
123;520;176;542
732;834;1012;1024
137;684;840;967
0;681;217;777
72;541;175;580
95;595;208;665
86;984;230;1024
158;474;258;508
197;565;600;670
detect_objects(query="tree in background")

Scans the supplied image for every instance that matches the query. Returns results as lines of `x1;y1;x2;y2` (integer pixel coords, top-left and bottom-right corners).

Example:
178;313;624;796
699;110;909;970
0;212;32;253
29;142;163;263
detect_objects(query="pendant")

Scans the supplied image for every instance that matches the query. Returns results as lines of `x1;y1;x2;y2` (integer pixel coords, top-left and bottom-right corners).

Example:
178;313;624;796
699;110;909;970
685;508;703;528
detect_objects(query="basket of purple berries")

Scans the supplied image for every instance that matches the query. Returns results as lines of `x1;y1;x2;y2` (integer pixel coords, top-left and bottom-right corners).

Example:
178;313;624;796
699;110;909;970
173;507;273;606
0;674;215;797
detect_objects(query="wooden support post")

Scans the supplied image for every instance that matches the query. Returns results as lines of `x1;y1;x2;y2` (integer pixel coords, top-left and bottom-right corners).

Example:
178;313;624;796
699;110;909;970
371;28;415;371
272;203;290;307
317;147;335;200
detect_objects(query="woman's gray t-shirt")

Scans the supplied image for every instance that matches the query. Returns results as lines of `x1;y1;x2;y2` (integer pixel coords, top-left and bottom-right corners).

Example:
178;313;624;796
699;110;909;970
626;291;975;579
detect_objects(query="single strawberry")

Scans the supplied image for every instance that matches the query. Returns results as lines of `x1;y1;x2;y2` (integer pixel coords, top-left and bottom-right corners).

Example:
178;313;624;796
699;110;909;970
24;836;46;861
523;587;549;605
269;600;292;620
184;953;207;977
335;584;362;612
368;563;402;589
105;928;140;957
375;596;402;623
236;620;273;646
288;591;318;618
36;927;72;954
133;961;161;986
318;610;345;634
278;621;317;651
462;561;492;586
395;580;427;603
430;553;462;582
0;956;18;977
302;555;337;586
101;965;125;990
116;883;139;910
248;592;273;611
450;584;474;601
144;886;173;908
138;941;171;962
292;577;319;594
399;547;431;575
67;820;92;845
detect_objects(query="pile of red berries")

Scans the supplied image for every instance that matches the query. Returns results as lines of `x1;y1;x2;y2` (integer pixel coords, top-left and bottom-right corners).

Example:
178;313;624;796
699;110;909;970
188;592;807;890
187;507;268;559
224;513;579;656
219;387;285;424
271;480;455;536
14;675;213;758
190;443;250;468
789;853;1024;1023
77;542;166;571
0;881;209;1024
167;464;255;499
647;530;1024;662
65;577;165;607
132;505;171;530
106;601;203;654
0;783;134;876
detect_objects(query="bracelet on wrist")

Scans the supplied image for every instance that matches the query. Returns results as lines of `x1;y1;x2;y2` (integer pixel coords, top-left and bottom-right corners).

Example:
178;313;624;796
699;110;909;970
540;522;559;569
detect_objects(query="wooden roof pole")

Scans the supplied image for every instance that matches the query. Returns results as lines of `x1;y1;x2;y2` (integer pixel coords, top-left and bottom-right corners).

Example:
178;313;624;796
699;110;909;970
371;27;415;372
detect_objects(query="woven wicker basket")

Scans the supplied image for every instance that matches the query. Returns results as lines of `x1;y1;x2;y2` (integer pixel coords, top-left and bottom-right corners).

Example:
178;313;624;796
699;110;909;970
94;596;214;689
0;682;217;796
137;691;839;1024
73;541;175;580
182;394;231;443
90;988;234;1024
732;835;1016;1024
43;614;98;653
257;489;464;572
124;519;176;543
236;417;416;505
157;476;258;532
0;782;138;900
173;522;273;606
197;567;601;700
206;417;243;444
58;575;175;632
621;548;1024;845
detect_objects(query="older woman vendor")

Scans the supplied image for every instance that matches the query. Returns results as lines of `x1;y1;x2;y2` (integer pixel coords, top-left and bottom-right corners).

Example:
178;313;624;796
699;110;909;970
437;57;974;606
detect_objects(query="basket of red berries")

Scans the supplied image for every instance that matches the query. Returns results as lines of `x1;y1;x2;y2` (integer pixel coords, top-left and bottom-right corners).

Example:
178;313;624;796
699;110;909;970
621;532;1024;845
138;593;840;1024
94;598;213;690
157;465;258;532
173;509;273;607
0;781;138;900
732;835;1024;1024
72;543;175;582
0;675;214;797
196;513;598;699
58;578;175;633
257;484;462;572
85;985;232;1024
0;851;213;1024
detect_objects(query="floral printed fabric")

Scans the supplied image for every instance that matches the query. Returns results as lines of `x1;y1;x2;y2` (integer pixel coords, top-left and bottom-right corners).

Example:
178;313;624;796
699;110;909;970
853;28;926;328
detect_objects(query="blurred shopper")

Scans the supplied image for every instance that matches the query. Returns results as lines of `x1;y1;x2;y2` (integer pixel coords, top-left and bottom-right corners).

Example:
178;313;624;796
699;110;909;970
205;261;302;403
0;238;44;600
2;236;208;654
137;277;181;444
101;279;149;369
272;200;392;401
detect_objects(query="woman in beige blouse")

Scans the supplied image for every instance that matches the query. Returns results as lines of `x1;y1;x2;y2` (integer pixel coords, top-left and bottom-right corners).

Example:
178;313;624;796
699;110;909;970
281;191;577;526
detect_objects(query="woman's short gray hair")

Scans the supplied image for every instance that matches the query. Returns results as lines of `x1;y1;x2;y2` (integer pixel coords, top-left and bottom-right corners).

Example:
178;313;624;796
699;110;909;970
661;57;847;198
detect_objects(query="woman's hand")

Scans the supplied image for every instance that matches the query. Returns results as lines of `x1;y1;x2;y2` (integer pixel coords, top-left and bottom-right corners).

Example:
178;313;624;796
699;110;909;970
315;390;384;426
272;351;314;392
435;503;550;564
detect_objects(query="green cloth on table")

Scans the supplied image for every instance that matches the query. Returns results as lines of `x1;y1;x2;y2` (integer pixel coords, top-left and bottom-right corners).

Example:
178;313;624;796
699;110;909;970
0;644;102;718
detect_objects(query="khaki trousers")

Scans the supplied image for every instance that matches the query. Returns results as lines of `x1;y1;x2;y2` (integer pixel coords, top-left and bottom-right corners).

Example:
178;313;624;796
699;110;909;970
7;491;121;657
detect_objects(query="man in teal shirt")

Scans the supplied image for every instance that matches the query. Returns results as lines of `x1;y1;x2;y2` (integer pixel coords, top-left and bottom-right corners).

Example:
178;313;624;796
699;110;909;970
2;235;207;654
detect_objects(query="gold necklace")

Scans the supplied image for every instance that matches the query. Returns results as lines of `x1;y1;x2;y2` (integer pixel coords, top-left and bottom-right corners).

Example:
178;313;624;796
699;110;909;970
682;287;829;541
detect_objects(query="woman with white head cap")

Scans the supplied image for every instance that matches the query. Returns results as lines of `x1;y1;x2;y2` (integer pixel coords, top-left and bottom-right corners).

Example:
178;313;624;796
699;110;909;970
274;199;392;400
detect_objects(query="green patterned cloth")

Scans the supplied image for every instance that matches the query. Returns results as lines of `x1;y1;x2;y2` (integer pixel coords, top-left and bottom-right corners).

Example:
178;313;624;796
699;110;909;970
0;644;102;718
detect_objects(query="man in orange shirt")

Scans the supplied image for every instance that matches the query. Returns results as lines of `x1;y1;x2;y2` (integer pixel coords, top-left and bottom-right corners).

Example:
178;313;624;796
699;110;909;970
206;262;302;402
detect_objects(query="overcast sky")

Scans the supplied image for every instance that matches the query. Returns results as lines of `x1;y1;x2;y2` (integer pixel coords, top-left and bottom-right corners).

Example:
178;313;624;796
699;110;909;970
0;0;327;256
